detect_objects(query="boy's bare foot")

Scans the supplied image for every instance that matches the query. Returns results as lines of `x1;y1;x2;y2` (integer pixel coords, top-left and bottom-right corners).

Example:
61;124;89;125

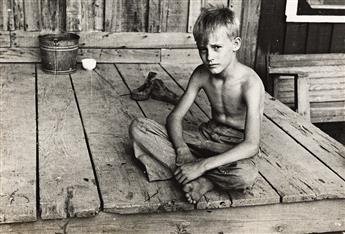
182;177;214;204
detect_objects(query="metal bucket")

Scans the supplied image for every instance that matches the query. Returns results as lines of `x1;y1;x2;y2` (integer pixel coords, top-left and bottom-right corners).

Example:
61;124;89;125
39;33;80;74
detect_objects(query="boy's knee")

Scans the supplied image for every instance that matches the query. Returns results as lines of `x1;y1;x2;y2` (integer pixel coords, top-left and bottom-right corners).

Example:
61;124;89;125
207;160;258;191
235;161;258;189
128;117;148;140
237;168;258;190
224;170;258;191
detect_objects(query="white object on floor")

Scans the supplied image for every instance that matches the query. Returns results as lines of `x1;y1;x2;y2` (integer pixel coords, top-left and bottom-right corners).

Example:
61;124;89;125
81;58;97;71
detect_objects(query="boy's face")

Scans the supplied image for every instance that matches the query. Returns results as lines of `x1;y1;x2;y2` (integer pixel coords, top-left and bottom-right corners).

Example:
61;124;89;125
197;26;240;76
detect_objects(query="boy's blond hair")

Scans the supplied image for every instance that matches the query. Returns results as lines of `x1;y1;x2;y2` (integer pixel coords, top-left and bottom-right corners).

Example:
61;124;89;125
193;5;240;44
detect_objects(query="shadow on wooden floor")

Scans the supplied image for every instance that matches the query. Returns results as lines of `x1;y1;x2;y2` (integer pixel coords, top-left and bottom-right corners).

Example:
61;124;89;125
315;122;345;145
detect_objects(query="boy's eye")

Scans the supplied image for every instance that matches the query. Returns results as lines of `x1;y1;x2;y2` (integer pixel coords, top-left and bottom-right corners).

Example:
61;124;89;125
198;48;207;53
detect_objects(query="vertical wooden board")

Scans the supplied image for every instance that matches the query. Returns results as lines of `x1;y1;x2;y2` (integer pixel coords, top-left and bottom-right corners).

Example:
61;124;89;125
71;64;194;213
306;23;333;53
104;0;122;32
66;0;82;32
0;64;36;224
94;0;104;31
80;0;102;31
148;0;169;32
121;0;148;32
264;94;345;181
160;0;168;32
238;0;261;68
40;0;66;31
148;0;161;32
37;67;100;219
330;24;345;53
0;0;6;30
161;63;280;207
81;0;93;31
228;0;243;21
284;23;308;53
166;0;189;32
23;0;41;31
0;0;15;31
6;0;14;30
105;0;148;32
296;76;310;120
187;0;202;33
13;0;24;30
254;0;285;93
259;117;345;202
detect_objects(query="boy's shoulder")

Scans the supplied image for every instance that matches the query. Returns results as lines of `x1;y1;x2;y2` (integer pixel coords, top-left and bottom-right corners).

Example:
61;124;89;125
193;64;210;76
238;63;262;83
236;63;264;94
189;64;210;83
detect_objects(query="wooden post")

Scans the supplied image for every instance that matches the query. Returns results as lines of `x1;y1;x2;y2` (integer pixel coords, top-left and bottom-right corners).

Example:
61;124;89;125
272;74;279;99
295;74;311;121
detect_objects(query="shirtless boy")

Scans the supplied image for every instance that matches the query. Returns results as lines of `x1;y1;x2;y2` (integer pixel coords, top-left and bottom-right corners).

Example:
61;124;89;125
129;6;265;204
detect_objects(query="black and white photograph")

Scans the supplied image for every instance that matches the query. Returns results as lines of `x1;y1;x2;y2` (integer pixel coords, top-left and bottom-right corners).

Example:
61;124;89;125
0;0;344;233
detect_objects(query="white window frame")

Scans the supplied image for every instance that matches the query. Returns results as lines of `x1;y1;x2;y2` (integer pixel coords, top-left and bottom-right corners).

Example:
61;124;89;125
285;0;345;23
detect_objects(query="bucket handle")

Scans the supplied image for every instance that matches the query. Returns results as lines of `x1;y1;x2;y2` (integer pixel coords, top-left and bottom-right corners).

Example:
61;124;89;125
53;38;59;46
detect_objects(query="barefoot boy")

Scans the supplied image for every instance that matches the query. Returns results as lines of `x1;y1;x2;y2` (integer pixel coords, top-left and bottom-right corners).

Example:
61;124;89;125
129;6;265;204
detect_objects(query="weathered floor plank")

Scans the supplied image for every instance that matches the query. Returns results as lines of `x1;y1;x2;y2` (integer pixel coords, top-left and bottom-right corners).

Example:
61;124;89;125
0;64;37;224
260;117;345;202
0;199;344;234
264;94;345;180
37;67;100;219
71;64;194;214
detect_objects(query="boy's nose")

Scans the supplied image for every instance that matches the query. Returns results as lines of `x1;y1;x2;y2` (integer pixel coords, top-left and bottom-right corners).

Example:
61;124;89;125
207;50;216;62
207;53;214;62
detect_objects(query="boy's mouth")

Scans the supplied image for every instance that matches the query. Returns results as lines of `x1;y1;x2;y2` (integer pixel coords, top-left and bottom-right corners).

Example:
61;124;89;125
208;64;218;68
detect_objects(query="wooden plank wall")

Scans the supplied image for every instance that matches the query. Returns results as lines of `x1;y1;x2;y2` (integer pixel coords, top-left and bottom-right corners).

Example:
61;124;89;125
255;0;345;94
0;0;262;68
0;0;240;33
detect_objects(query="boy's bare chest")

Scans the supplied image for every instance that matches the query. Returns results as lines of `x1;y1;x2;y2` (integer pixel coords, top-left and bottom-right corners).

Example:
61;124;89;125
204;79;245;115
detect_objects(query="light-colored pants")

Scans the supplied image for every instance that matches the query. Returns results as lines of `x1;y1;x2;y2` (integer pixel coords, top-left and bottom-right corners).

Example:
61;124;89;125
129;117;258;191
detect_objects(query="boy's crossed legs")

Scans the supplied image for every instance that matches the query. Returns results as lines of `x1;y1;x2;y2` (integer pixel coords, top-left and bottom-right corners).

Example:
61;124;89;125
129;117;258;203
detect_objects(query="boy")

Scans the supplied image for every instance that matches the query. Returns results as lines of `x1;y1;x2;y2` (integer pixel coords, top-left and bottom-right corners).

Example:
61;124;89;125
129;6;265;204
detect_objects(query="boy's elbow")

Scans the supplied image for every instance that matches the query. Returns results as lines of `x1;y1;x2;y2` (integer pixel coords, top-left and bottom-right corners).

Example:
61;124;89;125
245;140;260;157
166;112;182;126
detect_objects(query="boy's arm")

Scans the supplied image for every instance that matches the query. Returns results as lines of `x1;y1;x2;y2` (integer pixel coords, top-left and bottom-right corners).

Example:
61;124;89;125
166;66;204;164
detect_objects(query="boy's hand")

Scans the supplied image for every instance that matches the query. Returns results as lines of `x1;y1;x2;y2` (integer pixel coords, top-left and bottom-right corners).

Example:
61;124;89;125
174;160;205;184
175;146;195;166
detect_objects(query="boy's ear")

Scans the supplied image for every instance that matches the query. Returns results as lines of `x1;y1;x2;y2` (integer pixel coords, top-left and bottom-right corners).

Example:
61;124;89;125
232;37;241;51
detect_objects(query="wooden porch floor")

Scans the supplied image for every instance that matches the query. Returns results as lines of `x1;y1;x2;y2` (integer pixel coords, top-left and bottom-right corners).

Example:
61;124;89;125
1;62;345;233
